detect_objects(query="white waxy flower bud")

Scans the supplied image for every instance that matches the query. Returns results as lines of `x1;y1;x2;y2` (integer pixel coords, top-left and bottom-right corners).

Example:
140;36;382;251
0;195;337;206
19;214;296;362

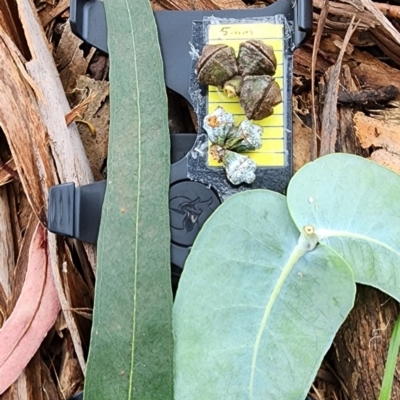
222;150;257;185
203;107;234;146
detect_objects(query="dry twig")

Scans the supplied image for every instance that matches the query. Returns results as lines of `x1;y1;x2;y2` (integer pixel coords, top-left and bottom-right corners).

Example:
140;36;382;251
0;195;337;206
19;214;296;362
320;17;359;156
311;0;329;160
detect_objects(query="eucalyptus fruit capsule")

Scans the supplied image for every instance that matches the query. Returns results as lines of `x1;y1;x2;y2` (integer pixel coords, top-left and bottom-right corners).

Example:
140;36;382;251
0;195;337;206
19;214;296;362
240;75;282;120
196;44;238;87
238;39;277;76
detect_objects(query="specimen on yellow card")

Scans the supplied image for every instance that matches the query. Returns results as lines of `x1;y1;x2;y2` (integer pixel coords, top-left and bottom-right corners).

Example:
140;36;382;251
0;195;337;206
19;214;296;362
203;107;262;185
196;41;282;121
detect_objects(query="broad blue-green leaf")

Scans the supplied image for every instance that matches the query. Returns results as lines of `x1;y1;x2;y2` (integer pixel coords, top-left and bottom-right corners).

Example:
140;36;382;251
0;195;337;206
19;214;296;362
84;0;173;399
174;190;356;400
287;154;400;301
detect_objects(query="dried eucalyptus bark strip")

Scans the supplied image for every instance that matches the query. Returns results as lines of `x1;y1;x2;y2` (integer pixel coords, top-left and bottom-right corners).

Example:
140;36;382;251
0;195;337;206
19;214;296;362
320;17;359;156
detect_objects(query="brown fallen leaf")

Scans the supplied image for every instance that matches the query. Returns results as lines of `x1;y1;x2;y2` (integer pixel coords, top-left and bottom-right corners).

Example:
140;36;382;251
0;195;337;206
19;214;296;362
0;223;60;394
55;21;95;92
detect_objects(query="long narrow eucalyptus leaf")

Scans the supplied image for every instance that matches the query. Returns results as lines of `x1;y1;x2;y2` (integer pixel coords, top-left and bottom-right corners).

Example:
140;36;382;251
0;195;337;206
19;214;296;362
379;314;400;400
84;0;173;398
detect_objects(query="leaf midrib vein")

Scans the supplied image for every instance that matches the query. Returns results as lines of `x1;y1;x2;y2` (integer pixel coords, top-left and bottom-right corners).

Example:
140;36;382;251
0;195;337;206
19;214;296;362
317;229;400;258
125;1;141;398
249;244;306;399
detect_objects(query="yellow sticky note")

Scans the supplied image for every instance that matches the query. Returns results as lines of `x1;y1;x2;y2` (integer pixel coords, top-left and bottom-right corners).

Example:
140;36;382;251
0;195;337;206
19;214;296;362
206;23;286;168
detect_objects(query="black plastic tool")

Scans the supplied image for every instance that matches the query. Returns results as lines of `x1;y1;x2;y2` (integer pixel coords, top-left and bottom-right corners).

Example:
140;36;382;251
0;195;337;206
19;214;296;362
49;0;312;272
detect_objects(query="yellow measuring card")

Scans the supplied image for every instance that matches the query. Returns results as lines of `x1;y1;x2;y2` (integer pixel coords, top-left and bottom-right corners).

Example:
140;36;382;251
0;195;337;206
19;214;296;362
206;23;285;168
